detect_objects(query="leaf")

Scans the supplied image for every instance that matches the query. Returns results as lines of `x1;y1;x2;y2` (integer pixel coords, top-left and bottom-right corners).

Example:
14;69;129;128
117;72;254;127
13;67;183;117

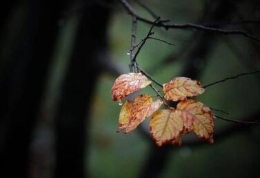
177;99;214;143
163;77;205;101
117;94;163;133
150;99;214;146
111;73;151;102
150;109;184;146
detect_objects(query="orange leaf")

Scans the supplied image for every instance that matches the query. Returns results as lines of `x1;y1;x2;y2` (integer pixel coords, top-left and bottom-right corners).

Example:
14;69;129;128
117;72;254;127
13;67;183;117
117;94;162;133
163;77;205;101
111;73;151;102
177;99;214;143
150;109;184;146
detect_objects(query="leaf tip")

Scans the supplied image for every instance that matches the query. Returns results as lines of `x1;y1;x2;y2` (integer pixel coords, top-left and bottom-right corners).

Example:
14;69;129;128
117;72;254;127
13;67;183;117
209;137;214;144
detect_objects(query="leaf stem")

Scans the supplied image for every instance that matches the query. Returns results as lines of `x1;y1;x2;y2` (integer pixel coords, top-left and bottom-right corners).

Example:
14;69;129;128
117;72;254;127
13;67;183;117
149;84;171;108
210;107;229;115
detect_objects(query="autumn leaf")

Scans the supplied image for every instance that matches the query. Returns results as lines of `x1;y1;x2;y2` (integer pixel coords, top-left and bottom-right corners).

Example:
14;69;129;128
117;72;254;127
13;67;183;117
177;99;214;143
117;94;163;133
163;77;205;101
112;73;214;147
150;99;214;146
111;73;151;102
150;109;184;146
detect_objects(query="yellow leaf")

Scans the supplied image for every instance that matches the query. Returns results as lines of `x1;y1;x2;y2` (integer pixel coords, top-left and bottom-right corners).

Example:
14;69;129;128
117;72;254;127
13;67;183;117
150;100;214;147
177;99;214;143
163;77;205;101
111;73;151;102
150;109;184;146
117;94;162;133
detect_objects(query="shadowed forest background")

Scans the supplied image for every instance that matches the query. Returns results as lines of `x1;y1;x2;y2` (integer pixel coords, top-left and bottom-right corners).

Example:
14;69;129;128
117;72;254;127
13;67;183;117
1;0;260;178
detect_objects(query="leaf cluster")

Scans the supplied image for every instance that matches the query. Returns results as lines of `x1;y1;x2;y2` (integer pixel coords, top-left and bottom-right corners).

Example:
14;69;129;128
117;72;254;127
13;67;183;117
111;72;214;146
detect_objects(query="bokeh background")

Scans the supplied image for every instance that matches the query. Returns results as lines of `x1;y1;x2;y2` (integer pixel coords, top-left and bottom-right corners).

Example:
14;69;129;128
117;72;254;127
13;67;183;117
1;0;260;178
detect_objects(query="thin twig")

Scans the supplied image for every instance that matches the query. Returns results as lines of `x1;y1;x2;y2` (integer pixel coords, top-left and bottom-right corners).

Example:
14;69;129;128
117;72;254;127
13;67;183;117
211;107;229;115
203;70;260;88
215;115;260;125
139;68;163;87
166;23;260;42
135;0;158;19
148;37;175;46
149;84;163;100
149;84;172;108
129;15;138;72
202;19;260;28
130;23;175;62
133;18;160;63
119;0;260;42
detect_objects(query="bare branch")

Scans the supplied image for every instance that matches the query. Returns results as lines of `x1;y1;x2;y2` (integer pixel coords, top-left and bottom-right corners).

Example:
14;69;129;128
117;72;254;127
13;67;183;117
139;67;163;88
203;70;260;88
148;37;175;46
166;23;260;42
215;115;260;125
129;16;138;72
202;19;260;27
119;0;260;42
134;0;158;19
132;17;160;64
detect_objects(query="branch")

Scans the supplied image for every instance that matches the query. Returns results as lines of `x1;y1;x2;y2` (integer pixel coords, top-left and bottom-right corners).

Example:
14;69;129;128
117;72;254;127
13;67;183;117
139;68;162;87
215;115;260;125
203;70;260;88
210;107;229;115
119;0;260;42
183;110;260;147
135;0;158;19
147;37;175;46
102;36;260;155
129;15;138;72
132;18;159;62
202;19;260;28
166;23;260;42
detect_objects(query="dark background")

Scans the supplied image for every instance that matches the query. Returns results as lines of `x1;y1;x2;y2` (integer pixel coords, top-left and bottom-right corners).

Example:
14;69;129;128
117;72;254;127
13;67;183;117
1;0;260;178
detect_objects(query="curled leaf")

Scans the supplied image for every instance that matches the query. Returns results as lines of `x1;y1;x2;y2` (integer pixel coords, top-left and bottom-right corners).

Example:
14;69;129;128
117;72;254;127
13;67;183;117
117;94;162;133
111;73;151;102
177;99;214;143
163;77;205;101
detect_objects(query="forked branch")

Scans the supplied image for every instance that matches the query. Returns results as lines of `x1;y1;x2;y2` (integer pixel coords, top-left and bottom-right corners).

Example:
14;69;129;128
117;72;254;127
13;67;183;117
119;0;260;42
